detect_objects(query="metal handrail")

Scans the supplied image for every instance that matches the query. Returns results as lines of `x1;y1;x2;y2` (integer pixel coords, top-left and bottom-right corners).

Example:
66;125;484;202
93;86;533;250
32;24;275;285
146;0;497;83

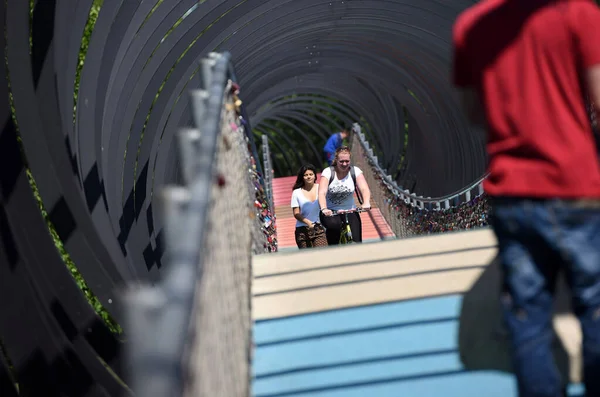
352;122;489;209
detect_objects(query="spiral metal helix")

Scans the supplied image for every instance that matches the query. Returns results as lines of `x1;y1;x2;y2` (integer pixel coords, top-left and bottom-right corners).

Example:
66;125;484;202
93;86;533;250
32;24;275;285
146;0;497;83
0;1;485;396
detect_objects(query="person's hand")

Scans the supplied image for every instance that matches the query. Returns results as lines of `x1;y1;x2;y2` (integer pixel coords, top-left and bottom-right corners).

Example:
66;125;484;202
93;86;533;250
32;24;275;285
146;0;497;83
307;221;315;229
322;208;333;217
362;203;371;211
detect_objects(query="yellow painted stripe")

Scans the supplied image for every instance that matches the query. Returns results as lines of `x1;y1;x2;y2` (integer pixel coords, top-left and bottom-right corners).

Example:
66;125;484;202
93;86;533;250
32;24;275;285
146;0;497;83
253;247;497;295
254;228;497;277
253;267;484;320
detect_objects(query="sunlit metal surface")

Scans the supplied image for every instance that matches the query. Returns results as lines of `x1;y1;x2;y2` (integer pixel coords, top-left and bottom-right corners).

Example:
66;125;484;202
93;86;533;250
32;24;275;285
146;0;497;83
0;0;480;395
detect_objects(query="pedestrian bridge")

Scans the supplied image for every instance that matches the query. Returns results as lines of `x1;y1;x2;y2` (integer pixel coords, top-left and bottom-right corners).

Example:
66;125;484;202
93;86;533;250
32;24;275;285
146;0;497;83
0;2;586;397
253;230;505;397
252;214;584;397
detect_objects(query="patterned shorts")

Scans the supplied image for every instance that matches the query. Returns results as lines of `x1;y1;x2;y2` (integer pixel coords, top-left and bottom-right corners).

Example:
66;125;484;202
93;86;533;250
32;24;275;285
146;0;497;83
294;224;328;249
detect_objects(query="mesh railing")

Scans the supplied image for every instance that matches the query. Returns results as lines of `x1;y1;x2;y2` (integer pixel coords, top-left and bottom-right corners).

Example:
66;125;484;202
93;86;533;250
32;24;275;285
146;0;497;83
353;97;600;238
247;130;278;255
262;134;275;206
184;73;253;397
125;52;275;397
256;134;277;253
351;123;489;238
352;137;407;238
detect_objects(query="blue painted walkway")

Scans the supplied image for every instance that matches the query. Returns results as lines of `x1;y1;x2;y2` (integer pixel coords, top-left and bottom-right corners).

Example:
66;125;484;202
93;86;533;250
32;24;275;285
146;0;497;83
252;231;584;397
253;295;584;397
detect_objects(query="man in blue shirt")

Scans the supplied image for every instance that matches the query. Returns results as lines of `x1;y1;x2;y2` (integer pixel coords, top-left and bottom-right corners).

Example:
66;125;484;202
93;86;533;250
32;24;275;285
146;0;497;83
323;128;349;165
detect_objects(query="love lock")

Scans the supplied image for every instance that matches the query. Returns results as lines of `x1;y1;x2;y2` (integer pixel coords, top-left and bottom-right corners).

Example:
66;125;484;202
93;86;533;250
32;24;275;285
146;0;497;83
222;135;231;150
216;173;226;187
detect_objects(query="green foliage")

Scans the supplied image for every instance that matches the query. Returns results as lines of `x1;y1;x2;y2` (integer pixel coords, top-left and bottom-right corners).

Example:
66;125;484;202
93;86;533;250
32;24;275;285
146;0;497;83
133;2;229;201
20;0;122;334
69;0;124;333
26;168;122;334
138;0;164;33
254;94;354;176
0;337;18;392
406;88;426;113
73;0;104;123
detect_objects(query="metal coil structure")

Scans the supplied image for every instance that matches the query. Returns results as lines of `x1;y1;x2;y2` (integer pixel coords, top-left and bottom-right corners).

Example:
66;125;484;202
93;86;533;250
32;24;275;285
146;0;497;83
0;1;483;396
245;0;485;195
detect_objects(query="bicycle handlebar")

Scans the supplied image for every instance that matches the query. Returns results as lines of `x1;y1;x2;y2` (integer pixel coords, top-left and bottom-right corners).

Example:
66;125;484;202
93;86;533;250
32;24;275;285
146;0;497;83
327;207;371;216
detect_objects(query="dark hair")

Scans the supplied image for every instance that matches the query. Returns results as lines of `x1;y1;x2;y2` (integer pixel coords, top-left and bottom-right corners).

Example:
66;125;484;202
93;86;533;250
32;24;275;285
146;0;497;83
292;164;317;191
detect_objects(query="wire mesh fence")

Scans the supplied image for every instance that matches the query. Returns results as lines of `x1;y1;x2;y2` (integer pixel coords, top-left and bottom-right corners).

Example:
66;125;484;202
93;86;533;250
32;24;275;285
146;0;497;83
124;52;271;397
351;133;408;238
351;124;489;238
262;134;274;206
183;75;254;397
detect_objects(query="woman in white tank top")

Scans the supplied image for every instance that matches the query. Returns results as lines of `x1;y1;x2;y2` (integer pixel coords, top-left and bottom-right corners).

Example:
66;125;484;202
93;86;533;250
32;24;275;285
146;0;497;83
318;146;372;245
290;164;328;248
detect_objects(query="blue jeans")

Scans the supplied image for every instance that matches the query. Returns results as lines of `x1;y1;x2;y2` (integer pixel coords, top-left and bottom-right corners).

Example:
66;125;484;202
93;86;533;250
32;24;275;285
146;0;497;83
490;198;600;397
324;151;334;166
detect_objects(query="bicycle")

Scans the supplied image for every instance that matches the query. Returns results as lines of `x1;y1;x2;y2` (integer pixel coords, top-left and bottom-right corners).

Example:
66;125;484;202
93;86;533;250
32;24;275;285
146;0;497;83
327;208;370;244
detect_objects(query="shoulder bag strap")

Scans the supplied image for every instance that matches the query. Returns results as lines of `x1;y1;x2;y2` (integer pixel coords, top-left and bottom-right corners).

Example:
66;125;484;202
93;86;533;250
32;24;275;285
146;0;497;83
351;166;363;205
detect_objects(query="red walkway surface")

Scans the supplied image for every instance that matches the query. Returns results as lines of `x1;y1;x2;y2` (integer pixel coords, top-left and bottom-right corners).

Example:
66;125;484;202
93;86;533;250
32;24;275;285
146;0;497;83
273;175;395;248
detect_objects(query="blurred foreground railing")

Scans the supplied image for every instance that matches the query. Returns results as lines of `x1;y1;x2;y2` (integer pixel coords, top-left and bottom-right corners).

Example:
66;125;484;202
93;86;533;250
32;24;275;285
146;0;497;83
351;123;489;238
124;52;275;397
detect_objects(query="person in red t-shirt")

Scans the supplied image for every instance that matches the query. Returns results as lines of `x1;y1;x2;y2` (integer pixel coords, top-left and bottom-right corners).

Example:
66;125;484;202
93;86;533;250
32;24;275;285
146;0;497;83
452;1;600;396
